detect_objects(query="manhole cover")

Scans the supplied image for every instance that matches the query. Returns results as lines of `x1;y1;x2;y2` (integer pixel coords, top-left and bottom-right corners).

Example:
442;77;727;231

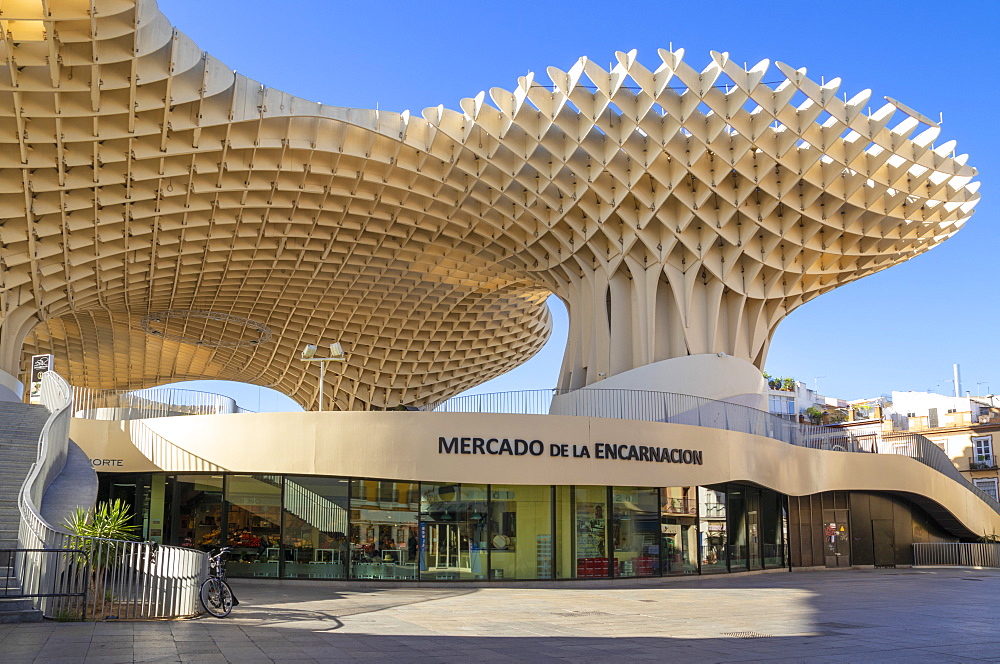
725;631;772;639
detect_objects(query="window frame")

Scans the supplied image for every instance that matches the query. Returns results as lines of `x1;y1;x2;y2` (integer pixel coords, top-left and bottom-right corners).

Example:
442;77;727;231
972;477;999;502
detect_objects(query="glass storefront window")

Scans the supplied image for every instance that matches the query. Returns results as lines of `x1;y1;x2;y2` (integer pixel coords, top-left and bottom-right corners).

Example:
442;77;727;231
282;477;350;579
574;486;608;578
134;472;796;581
555;485;574;579
699;486;727;573
747;487;763;571
612;487;659;577
97;473;152;540
225;475;282;578
489;485;553;580
165;474;224;551
350;480;419;580
728;485;748;572
661;487;698;575
760;489;784;569
420;483;489;580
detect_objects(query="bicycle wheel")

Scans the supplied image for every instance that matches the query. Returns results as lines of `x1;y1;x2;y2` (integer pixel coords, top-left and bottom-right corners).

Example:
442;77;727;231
199;578;234;618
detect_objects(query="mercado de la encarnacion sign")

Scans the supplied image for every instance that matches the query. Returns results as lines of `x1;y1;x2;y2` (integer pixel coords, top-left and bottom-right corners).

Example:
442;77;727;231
437;436;704;465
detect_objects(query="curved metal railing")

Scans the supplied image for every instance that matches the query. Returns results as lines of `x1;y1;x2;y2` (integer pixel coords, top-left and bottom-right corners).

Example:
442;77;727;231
424;389;875;451
16;372;207;619
72;385;253;420
424;388;1000;517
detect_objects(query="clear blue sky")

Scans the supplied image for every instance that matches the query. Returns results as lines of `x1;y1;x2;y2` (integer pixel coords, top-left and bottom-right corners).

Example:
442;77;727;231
158;0;999;410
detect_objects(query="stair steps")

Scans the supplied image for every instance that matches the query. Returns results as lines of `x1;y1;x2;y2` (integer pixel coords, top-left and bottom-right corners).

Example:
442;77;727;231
0;401;49;622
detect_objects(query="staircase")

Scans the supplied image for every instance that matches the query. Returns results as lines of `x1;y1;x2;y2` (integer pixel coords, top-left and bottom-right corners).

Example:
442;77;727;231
0;401;48;549
0;401;49;623
0;556;42;623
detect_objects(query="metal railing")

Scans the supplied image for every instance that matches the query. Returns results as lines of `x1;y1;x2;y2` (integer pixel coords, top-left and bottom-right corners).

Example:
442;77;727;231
423;389;880;452
424;388;1000;518
969;456;998;471
16;372;208;619
72;386;253;420
879;432;1000;516
1;548;88;619
913;542;1000;568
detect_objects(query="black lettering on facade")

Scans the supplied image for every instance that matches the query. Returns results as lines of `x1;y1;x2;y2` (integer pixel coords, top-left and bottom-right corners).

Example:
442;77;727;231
439;437;459;454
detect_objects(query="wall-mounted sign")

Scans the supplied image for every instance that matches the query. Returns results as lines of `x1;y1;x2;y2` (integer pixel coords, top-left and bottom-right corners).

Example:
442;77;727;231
28;354;54;404
438;437;704;465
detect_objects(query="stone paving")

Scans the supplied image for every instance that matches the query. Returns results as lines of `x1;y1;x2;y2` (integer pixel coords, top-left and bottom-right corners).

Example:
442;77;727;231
1;568;998;663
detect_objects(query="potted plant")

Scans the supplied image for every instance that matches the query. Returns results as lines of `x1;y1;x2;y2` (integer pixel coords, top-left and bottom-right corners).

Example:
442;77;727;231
64;499;139;619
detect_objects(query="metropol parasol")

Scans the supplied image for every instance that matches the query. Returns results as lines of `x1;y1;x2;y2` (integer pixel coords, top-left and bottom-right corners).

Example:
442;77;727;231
0;0;994;587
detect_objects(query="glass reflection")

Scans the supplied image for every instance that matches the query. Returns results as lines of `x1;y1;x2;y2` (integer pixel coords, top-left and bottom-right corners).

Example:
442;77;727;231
225;474;282;578
613;487;659;577
574;486;608;578
165;474;223;551
349;480;419;580
728;485;748;572
699;486;728;573
282;476;350;579
661;486;698;574
420;483;488;580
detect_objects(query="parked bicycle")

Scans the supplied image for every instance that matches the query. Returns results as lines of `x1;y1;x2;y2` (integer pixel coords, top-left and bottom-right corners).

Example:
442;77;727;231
200;547;239;617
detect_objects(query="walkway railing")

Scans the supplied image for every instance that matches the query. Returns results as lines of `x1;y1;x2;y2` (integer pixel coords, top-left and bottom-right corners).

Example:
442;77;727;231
17;372;207;619
424;389;878;451
913;542;1000;568
72;386;253;420
424;388;1000;517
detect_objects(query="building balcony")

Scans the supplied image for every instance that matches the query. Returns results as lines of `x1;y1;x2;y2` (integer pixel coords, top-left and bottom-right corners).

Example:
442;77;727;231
968;457;999;471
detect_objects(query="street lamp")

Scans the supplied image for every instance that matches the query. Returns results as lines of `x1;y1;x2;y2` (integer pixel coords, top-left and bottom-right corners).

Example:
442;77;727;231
300;342;346;411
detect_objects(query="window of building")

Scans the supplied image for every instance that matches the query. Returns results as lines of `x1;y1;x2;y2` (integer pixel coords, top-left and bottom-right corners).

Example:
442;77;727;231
972;436;994;468
661;487;697;575
699;487;727;574
612;487;660;578
351;480;419;580
419;482;488;580
225;475;282;578
973;478;999;502
768;395;795;416
282;477;349;579
488;485;553;580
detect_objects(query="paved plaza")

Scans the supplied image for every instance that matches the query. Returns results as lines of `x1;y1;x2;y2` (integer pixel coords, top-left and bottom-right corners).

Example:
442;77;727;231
1;568;998;663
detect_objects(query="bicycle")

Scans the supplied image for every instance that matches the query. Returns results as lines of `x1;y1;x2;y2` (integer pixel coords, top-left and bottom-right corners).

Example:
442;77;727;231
200;547;239;617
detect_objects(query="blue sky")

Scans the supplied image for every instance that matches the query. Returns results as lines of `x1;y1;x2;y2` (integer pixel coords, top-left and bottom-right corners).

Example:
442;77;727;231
157;0;999;410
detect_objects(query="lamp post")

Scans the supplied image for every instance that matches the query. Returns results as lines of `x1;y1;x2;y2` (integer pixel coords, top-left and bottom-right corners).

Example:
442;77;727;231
300;342;347;411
